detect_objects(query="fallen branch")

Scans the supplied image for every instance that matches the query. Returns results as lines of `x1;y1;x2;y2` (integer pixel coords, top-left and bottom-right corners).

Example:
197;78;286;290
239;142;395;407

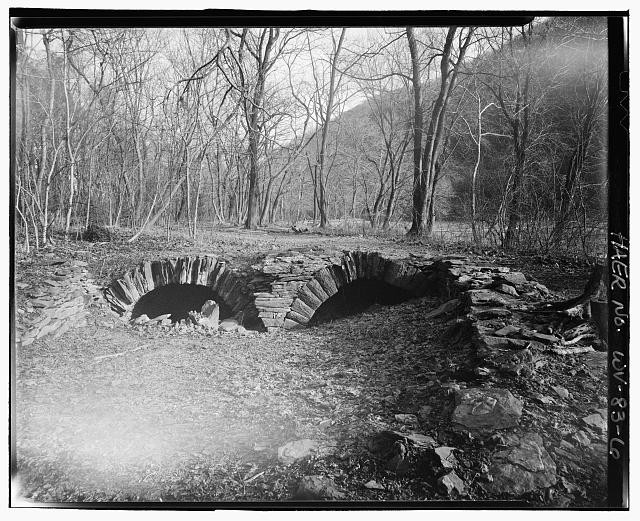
424;298;460;319
562;333;597;346
533;264;605;314
562;322;593;340
548;345;595;356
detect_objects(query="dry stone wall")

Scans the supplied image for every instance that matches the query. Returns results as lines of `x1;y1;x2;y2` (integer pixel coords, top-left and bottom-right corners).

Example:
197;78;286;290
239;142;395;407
21;249;597;351
103;250;468;331
16;260;102;346
249;250;466;331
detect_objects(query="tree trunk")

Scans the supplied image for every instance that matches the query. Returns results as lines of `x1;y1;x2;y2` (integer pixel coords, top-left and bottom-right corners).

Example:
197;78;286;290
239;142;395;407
383;180;396;230
504;142;526;249
502;27;532;250
192;155;203;240
406;27;425;235
407;27;472;236
41;31;57;245
245;115;260;228
244;29;278;229
316;28;346;229
471;104;482;244
185;148;192;237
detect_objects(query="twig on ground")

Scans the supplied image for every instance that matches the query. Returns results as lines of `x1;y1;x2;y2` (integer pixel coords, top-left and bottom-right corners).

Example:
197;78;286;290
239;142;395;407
91;343;152;362
244;470;266;483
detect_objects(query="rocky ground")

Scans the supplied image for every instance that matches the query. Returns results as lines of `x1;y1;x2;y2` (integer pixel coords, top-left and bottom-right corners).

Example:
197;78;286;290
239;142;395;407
12;226;607;506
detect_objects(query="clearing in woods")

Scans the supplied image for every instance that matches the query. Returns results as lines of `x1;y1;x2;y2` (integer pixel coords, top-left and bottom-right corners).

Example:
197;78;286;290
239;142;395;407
13;227;606;504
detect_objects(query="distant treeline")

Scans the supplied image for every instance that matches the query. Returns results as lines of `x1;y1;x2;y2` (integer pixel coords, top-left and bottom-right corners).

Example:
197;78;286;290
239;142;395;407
14;18;607;254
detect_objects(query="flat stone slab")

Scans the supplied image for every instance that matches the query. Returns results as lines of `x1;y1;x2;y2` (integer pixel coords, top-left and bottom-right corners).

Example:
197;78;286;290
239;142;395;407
497;272;528;286
451;387;523;433
467;290;508;306
494;325;521;337
439;470;466;495
494;283;519;297
295;475;346;500
367;430;436;458
582;413;606;432
483;432;557;496
277;438;335;464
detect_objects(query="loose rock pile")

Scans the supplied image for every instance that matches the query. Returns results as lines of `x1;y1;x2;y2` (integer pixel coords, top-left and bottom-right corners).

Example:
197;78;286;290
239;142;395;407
454;263;604;379
129;299;249;335
356;260;607;502
16;259;102;346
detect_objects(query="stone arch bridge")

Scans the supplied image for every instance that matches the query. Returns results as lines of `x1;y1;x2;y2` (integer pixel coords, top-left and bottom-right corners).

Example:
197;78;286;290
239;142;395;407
104;249;470;331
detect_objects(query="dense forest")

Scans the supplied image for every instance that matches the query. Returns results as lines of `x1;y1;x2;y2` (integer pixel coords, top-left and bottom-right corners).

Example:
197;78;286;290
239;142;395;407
14;17;607;255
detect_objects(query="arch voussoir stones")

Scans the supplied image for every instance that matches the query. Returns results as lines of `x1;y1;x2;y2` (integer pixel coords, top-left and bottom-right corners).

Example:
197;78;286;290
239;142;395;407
105;249;470;332
105;255;259;325
271;250;457;331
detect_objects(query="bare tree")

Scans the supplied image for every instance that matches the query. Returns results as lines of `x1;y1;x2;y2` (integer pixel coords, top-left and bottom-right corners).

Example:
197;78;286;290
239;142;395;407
406;26;476;235
459;76;508;243
304;29;349;228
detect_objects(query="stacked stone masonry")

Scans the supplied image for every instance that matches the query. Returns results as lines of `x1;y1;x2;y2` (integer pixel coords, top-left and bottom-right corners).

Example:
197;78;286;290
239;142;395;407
17;250;604;500
105;250;471;330
16;259;102;346
104;255;260;325
17;249;600;376
103;250;571;334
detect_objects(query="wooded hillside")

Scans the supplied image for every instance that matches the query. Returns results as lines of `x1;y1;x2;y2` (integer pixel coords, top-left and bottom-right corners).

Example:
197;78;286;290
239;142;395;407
14;18;607;255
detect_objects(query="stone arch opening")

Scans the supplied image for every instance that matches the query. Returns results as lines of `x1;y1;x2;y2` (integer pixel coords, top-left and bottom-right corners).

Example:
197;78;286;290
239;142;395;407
308;278;414;325
283;253;430;330
131;283;234;323
104;255;261;329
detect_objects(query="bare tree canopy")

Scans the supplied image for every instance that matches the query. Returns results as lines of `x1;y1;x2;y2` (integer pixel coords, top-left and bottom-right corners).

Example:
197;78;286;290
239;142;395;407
15;19;607;256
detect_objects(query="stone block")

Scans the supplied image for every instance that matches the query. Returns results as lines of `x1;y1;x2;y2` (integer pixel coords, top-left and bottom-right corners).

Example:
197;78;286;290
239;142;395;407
122;273;141;302
497;272;528;286
207;261;226;288
261;317;285;328
315;268;339;297
451;387;523;433
287;309;310;325
283;318;302;329
467;289;507;306
306;278;329;302
483;433;557;496
150;261;166;287
112;280;135;305
291;298;314;319
383;261;405;286
297;286;322;310
471;307;513;319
